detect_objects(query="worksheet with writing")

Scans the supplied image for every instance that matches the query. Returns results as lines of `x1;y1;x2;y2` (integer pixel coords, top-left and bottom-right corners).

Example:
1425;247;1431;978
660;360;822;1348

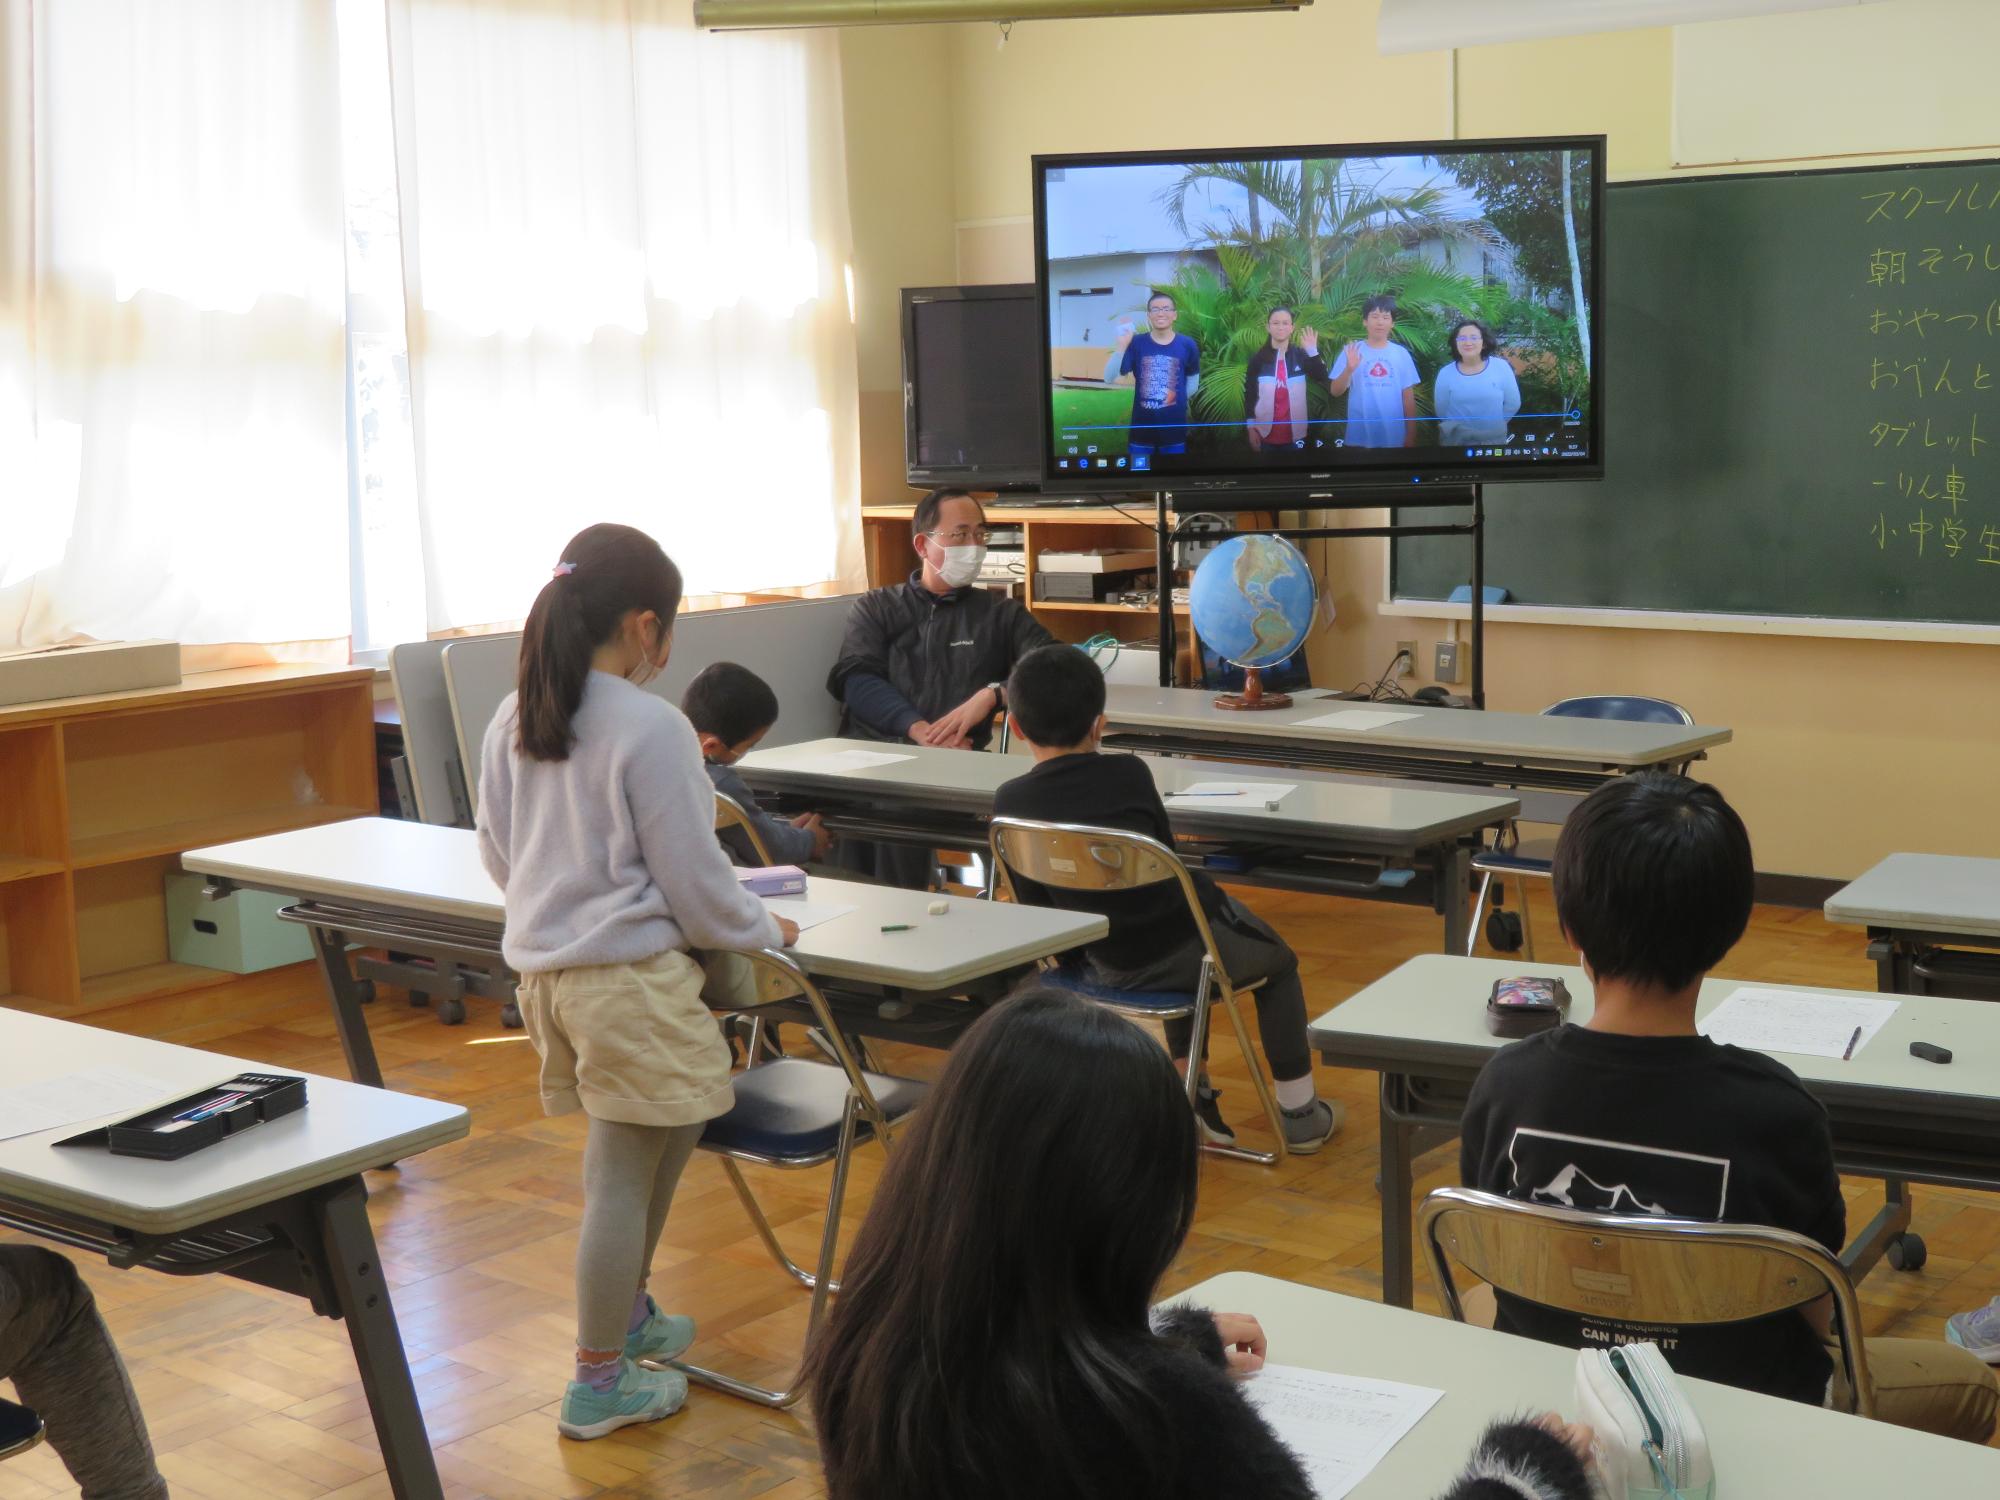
1697;987;1900;1060
0;1068;185;1143
1241;1365;1444;1500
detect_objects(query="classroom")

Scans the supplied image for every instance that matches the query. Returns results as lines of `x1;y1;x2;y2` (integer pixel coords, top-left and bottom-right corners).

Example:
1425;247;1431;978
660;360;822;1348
5;1;2000;1496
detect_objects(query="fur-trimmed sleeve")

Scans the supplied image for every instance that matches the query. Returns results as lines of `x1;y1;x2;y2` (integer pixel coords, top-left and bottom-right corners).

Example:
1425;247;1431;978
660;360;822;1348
1434;1419;1596;1500
1150;1304;1229;1368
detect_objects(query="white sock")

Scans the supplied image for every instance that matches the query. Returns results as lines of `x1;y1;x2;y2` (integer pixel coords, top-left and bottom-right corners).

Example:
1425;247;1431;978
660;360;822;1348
1274;1074;1316;1112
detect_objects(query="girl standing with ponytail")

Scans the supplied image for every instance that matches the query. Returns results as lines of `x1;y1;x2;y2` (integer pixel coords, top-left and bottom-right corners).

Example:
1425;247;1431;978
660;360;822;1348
476;523;800;1440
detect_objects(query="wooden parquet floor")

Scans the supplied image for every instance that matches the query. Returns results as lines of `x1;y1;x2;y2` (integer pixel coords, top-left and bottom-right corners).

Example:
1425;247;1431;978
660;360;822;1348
7;886;1999;1497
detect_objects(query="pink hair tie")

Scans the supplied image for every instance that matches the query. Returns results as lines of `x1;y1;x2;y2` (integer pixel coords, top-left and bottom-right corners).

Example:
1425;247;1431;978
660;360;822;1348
552;561;577;578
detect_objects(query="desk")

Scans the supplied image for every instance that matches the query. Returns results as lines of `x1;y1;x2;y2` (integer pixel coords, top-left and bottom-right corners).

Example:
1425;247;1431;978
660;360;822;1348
183;817;1108;1086
0;1010;465;1499
1308;954;2000;1306
1826;853;2000;996
1099;685;1730;807
1169;1272;2000;1496
738;738;1520;954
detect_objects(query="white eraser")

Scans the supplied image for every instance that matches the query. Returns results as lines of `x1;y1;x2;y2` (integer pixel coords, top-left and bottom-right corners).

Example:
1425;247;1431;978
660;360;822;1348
927;900;949;915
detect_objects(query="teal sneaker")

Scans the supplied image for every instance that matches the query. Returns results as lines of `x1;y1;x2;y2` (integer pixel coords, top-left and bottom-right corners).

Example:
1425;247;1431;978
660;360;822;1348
625;1295;696;1367
557;1357;687;1440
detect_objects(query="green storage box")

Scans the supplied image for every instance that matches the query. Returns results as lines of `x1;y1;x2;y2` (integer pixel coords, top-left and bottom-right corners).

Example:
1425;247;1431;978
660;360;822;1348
164;870;315;974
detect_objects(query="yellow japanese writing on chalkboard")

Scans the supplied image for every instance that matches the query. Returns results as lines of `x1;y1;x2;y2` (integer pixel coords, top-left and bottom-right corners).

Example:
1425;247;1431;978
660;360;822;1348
1864;180;2000;570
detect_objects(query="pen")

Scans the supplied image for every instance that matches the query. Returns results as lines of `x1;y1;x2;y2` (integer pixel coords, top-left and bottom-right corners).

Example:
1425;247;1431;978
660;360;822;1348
1841;1025;1863;1062
170;1091;249;1124
879;923;914;933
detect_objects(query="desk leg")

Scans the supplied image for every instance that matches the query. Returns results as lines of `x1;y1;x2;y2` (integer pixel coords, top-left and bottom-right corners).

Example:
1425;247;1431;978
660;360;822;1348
317;1179;442;1500
1440;845;1472;956
1379;1075;1416;1309
1842;1176;1915;1282
309;924;386;1088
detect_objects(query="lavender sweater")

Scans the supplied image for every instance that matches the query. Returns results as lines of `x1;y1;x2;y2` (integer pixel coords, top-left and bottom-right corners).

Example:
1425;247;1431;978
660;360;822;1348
477;672;782;973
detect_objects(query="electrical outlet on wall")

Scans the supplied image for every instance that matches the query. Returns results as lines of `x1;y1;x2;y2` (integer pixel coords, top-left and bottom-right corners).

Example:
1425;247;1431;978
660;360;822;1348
1394;640;1418;679
1434;641;1462;683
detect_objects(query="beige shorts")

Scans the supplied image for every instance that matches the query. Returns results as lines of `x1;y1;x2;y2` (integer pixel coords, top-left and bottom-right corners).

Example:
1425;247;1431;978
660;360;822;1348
516;949;736;1127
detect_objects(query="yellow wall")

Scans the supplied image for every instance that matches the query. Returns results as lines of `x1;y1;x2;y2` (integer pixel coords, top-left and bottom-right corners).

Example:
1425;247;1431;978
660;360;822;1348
841;7;2000;878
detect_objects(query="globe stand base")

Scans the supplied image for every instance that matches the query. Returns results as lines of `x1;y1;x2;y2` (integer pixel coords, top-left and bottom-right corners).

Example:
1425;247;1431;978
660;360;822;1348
1213;667;1292;712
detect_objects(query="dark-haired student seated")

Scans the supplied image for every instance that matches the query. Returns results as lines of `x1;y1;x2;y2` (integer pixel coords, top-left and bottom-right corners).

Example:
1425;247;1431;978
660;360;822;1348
1460;771;1997;1441
806;988;1598;1500
990;643;1337;1154
681;661;830;867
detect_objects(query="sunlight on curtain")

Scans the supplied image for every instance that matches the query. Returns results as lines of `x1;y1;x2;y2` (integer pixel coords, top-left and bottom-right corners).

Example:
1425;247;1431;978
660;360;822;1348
0;0;350;649
387;0;860;634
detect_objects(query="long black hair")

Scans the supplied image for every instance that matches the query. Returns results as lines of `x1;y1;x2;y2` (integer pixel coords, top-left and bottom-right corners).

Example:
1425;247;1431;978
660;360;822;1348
515;523;682;762
805;988;1201;1499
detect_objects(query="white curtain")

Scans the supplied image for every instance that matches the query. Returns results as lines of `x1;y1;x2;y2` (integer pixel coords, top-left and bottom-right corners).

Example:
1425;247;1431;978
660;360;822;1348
0;0;350;650
386;0;861;634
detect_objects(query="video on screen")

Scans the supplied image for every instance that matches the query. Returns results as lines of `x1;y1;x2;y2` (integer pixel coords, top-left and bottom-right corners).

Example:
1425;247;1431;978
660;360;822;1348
1038;142;1599;483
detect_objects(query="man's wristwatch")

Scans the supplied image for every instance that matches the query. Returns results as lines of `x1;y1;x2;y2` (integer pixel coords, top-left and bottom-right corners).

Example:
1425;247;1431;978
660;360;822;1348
986;681;1006;706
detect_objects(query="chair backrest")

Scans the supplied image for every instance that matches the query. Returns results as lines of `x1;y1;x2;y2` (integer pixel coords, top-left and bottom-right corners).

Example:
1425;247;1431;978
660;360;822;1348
988;816;1227;971
714;946;905;1135
390;639;475;826
714;791;776;867
1543;694;1694;726
1418;1186;1872;1415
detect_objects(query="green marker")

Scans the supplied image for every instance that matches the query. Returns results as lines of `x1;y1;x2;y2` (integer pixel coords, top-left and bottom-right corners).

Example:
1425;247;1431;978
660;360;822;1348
880;923;914;932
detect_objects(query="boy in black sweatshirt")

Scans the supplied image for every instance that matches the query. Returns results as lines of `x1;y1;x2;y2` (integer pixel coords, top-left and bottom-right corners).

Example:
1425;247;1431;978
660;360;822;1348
991;644;1338;1153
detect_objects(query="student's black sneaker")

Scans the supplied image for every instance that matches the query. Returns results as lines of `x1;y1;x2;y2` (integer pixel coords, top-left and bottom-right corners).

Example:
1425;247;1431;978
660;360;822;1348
1192;1083;1237;1146
1280;1098;1343;1154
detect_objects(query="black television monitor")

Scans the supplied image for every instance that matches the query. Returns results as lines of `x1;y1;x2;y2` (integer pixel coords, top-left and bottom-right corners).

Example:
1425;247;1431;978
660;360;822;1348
902;283;1042;492
1033;136;1604;503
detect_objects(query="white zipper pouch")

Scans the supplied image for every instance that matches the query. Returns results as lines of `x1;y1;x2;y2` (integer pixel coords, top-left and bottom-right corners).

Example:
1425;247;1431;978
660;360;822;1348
1574;1341;1716;1500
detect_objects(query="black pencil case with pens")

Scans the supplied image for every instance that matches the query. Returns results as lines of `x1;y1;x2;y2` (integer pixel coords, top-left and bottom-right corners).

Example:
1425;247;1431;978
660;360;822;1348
56;1073;307;1161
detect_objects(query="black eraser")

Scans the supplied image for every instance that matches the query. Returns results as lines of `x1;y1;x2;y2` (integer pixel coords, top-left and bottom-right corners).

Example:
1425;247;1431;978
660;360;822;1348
1910;1041;1953;1065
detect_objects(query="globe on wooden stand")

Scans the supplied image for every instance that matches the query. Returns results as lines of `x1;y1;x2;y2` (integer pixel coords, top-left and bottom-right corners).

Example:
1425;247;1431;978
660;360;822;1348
1187;533;1318;715
1214;665;1292;711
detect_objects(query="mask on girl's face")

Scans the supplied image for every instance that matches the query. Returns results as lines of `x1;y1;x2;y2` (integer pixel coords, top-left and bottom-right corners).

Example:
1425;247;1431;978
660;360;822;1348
936;544;986;589
625;620;666;687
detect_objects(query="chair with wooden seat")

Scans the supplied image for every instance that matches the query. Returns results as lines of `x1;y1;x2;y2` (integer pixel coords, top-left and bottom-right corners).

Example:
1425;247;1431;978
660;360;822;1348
714;790;777;866
1418;1185;1872;1415
669;945;927;1408
1468;694;1696;959
988;815;1288;1165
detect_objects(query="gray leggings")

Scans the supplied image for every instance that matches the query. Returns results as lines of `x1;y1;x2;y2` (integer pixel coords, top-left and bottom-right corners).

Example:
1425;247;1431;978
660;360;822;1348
0;1246;167;1500
575;1118;704;1353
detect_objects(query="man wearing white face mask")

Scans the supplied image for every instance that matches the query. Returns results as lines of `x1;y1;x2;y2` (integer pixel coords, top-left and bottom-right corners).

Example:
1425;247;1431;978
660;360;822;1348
829;489;1056;888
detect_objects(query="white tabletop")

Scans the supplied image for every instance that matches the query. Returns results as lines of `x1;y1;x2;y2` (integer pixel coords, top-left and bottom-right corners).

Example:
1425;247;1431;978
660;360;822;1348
1309;953;2000;1104
1825;852;2000;938
1102;685;1731;769
739;738;1519;848
182;817;1106;994
1171;1272;2000;1495
0;1009;466;1235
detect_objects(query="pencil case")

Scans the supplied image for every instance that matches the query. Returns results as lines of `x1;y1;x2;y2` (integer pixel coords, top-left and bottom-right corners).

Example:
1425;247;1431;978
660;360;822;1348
55;1073;307;1161
737;865;807;897
1575;1342;1715;1500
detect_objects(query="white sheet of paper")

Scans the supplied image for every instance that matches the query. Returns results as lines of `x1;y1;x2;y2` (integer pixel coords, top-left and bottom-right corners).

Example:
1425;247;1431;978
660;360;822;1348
1295;709;1422;732
778;749;913;774
1698;987;1902;1060
1165;780;1299;807
1241;1364;1445;1500
0;1067;186;1143
762;899;856;933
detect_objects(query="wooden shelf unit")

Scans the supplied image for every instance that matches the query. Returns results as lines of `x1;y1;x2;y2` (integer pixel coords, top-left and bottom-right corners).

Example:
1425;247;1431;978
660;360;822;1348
860;502;1268;679
0;664;377;1016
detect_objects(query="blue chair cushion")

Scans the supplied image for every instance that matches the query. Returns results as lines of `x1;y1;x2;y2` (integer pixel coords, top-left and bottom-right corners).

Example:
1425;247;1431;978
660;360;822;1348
1041;964;1199;1017
702;1057;927;1164
1471;837;1557;876
1544;695;1687;725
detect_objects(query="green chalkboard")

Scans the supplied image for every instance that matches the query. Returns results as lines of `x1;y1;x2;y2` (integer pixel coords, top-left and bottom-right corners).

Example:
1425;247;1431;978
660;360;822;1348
1395;159;2000;624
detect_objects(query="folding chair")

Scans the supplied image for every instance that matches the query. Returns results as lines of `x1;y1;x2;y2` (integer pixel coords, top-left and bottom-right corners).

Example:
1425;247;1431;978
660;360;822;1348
1468;694;1695;959
988;815;1288;1165
1418;1185;1872;1416
669;946;927;1408
714;790;778;867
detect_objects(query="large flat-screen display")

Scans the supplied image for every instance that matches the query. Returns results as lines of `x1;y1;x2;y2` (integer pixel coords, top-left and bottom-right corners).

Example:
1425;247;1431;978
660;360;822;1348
1033;136;1604;500
903;283;1042;492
